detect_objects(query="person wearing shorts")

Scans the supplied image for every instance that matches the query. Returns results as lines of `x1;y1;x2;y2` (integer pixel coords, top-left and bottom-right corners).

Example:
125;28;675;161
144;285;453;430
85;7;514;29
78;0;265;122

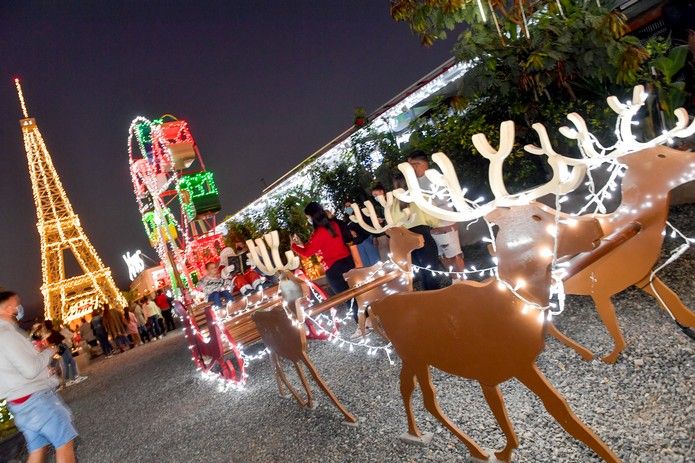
0;290;78;463
407;150;465;272
430;223;464;264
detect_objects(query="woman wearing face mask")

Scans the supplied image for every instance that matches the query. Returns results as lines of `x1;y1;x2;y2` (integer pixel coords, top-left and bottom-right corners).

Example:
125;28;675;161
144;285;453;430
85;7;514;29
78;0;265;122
343;201;380;267
291;201;355;298
0;291;79;463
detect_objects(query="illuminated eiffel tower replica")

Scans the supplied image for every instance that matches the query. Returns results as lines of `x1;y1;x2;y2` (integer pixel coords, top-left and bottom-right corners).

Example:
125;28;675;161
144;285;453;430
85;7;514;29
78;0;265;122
15;79;126;322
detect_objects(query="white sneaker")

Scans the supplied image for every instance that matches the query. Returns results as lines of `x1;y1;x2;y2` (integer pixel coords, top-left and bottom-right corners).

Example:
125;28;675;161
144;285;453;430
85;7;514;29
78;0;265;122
74;376;88;383
65;380;75;387
349;328;364;340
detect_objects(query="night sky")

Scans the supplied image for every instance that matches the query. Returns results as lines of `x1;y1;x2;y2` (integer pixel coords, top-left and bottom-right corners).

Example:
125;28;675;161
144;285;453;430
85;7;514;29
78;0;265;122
0;1;453;312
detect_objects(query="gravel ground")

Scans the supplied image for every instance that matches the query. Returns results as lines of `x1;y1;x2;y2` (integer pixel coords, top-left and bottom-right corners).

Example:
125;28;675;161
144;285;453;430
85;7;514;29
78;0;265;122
50;205;695;463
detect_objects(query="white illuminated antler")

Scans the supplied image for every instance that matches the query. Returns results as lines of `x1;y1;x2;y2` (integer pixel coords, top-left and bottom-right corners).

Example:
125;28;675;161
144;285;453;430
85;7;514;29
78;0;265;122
559;85;695;160
349;192;416;234
246;230;300;275
523;123;587;196
472;120;516;198
393;120;586;223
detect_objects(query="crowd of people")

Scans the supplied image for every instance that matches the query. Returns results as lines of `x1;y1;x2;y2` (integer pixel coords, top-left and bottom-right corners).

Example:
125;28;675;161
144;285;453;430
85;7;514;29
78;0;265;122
80;290;178;359
289;150;466;338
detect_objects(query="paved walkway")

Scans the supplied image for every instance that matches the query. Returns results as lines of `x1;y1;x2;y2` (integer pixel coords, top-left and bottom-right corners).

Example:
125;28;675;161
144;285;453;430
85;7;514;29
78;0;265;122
52;206;695;462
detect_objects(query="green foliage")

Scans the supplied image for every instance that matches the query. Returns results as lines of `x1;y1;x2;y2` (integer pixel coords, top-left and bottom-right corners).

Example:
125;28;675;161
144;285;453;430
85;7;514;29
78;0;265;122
390;0;478;46
351;128;401;189
641;40;690;126
224;187;315;249
454;3;648;115
224;0;691;242
308;152;373;210
0;400;16;439
392;1;652;118
224;215;260;248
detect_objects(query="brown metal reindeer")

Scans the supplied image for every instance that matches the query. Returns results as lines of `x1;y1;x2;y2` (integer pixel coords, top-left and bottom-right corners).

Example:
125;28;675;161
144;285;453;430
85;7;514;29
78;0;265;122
559;146;695;362
369;205;619;463
394;88;695;364
251;297;358;425
515;93;695;362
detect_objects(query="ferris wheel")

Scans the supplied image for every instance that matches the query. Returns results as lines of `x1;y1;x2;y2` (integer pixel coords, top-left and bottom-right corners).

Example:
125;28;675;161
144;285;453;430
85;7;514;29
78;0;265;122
127;115;225;297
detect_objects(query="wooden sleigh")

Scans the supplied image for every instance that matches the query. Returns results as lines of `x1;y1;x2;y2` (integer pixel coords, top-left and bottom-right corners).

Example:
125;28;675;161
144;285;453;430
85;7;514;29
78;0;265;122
176;275;339;385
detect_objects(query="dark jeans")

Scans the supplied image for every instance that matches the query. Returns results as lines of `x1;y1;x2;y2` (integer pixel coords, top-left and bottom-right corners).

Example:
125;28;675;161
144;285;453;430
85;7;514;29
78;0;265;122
114;335;130;349
208;290;234;307
325;255;357;321
410;225;451;290
138;325;151;342
357;239;380;267
161;309;176;331
148;315;162;337
95;331;112;355
59;344;77;381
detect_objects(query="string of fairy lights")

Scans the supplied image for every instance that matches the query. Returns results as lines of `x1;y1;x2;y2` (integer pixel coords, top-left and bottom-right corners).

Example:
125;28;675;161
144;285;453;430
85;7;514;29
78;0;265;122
181;84;694;393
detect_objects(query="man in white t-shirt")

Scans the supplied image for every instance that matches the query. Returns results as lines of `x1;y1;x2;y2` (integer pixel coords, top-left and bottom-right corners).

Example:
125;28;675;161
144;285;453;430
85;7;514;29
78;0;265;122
407;151;465;272
0;290;78;463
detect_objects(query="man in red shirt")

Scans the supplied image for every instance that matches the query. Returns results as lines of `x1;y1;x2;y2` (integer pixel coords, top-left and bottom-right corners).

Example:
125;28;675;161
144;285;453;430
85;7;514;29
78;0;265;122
154;290;176;332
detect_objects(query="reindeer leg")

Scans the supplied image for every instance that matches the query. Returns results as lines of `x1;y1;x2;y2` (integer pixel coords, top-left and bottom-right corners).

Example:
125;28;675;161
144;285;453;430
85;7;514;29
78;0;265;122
636;275;695;329
546;322;594;361
592;294;625;364
274;356;307;407
399;363;423;439
516;365;620;463
480;384;518;462
293;361;315;409
272;354;289;399
414;364;488;460
301;353;357;424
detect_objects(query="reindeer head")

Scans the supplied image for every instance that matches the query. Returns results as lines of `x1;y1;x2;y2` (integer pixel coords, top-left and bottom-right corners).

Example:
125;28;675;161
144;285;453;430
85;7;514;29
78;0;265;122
618;146;695;200
487;203;602;306
386;226;424;269
348;191;417;234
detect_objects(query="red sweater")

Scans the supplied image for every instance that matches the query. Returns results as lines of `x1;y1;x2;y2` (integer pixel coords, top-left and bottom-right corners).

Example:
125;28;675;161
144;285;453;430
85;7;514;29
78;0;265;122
291;222;350;269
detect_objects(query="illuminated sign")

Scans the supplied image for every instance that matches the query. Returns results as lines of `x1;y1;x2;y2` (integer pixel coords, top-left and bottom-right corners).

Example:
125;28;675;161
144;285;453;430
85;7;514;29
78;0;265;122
123;250;145;280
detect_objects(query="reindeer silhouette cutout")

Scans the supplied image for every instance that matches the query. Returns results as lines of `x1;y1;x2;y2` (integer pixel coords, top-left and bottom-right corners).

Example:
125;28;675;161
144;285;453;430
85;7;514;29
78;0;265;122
252;301;357;425
559;146;695;362
370;205;619;463
391;85;695;364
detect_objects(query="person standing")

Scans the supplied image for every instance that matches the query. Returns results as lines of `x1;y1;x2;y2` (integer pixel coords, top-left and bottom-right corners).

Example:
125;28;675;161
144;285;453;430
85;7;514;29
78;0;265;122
344;202;381;267
133;300;150;343
142;296;163;339
369;183;391;262
292;202;358;335
390;172;451;291
123;308;141;347
154;289;176;332
44;323;82;386
90;308;112;357
102;304;130;352
407;151;466;272
0;290;79;463
78;317;98;357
